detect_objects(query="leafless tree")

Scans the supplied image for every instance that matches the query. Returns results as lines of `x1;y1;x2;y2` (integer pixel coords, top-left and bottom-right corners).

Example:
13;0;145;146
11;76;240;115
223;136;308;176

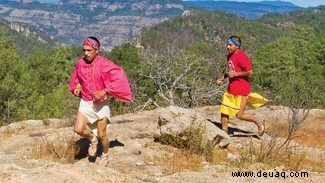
139;49;224;108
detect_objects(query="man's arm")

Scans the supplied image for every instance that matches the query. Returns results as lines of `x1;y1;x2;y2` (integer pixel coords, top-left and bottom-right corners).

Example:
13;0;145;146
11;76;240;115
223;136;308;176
227;69;253;78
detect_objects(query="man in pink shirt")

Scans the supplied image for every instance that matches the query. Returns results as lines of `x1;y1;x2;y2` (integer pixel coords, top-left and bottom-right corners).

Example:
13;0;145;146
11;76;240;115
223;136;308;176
69;36;132;166
216;35;265;137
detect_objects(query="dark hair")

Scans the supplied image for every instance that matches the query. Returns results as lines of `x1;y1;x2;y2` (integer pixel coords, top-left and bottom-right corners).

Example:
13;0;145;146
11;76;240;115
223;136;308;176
228;35;241;47
87;36;100;44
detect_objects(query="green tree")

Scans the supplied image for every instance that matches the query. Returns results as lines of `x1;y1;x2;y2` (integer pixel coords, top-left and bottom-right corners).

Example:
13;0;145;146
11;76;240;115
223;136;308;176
108;43;141;79
253;26;324;108
52;46;75;83
252;25;324;149
0;33;24;125
19;47;77;120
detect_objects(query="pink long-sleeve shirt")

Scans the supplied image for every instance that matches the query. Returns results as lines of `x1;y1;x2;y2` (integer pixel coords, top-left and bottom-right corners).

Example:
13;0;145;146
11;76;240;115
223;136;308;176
69;56;132;102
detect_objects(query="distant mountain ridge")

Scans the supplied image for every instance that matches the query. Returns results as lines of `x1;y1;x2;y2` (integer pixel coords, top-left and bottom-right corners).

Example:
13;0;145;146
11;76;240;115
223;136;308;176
183;1;305;19
0;0;307;48
183;0;299;7
0;0;184;49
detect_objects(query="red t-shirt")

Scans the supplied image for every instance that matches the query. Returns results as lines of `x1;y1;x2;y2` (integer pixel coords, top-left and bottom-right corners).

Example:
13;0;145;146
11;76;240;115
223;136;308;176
226;50;252;96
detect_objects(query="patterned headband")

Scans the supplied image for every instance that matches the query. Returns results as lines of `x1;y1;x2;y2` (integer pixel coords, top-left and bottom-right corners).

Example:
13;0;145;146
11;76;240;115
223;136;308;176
83;37;100;50
227;38;241;46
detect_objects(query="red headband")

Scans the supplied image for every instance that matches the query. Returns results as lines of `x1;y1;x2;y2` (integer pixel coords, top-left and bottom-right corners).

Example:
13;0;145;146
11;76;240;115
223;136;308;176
83;38;100;50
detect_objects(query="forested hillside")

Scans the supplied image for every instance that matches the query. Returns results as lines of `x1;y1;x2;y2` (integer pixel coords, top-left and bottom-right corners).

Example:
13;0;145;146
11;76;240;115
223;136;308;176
0;6;324;126
0;24;76;126
0;17;58;57
118;6;324;110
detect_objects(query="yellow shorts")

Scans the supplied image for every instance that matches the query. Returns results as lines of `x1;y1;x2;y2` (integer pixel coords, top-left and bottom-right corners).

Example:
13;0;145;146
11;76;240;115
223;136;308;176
219;92;269;116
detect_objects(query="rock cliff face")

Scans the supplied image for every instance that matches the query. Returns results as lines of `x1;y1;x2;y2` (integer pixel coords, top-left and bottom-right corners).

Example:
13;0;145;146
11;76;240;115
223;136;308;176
10;22;48;43
0;0;184;49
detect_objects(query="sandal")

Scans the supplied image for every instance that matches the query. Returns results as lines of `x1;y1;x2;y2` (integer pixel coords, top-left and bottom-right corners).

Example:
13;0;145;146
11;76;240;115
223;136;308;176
88;134;98;157
256;119;266;136
98;152;109;167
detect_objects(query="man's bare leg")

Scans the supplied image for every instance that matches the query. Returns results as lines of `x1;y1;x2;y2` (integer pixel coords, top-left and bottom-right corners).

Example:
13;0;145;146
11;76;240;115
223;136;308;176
236;96;256;122
74;112;94;140
97;117;109;154
97;117;109;166
74;112;99;156
237;96;265;136
221;113;230;133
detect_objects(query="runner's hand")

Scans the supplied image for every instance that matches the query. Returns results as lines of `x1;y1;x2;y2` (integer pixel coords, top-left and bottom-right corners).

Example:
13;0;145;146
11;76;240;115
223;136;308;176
216;78;224;86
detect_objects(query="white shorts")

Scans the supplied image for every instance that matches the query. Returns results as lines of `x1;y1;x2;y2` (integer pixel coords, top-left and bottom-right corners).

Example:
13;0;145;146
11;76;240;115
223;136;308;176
78;98;111;135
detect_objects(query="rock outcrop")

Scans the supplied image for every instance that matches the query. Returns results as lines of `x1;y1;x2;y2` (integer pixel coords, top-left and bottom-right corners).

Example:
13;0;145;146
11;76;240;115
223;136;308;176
0;106;324;182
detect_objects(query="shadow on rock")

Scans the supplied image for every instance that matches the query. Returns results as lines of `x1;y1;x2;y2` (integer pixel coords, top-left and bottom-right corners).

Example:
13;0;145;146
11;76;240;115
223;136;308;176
75;138;90;160
75;138;125;160
207;119;259;138
109;138;125;148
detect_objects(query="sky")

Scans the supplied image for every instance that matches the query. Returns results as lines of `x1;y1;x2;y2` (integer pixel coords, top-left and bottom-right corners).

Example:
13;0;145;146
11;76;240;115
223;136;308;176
37;0;324;8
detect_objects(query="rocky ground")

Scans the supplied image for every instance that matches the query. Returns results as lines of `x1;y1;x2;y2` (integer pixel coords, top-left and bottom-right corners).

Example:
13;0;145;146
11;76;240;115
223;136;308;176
0;105;324;183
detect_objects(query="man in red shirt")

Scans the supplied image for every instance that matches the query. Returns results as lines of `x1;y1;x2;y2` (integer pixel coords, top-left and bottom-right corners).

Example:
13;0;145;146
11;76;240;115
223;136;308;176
216;35;265;136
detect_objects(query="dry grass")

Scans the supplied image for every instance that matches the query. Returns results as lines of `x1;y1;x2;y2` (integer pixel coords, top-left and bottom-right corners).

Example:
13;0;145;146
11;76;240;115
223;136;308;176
294;115;325;149
268;148;324;173
266;117;288;137
230;137;325;173
29;136;77;164
157;120;214;162
231;139;301;171
217;112;325;172
0;128;15;139
267;112;325;149
267;115;325;149
166;151;205;173
294;129;325;149
149;145;206;174
211;148;228;164
154;119;211;174
300;158;325;172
